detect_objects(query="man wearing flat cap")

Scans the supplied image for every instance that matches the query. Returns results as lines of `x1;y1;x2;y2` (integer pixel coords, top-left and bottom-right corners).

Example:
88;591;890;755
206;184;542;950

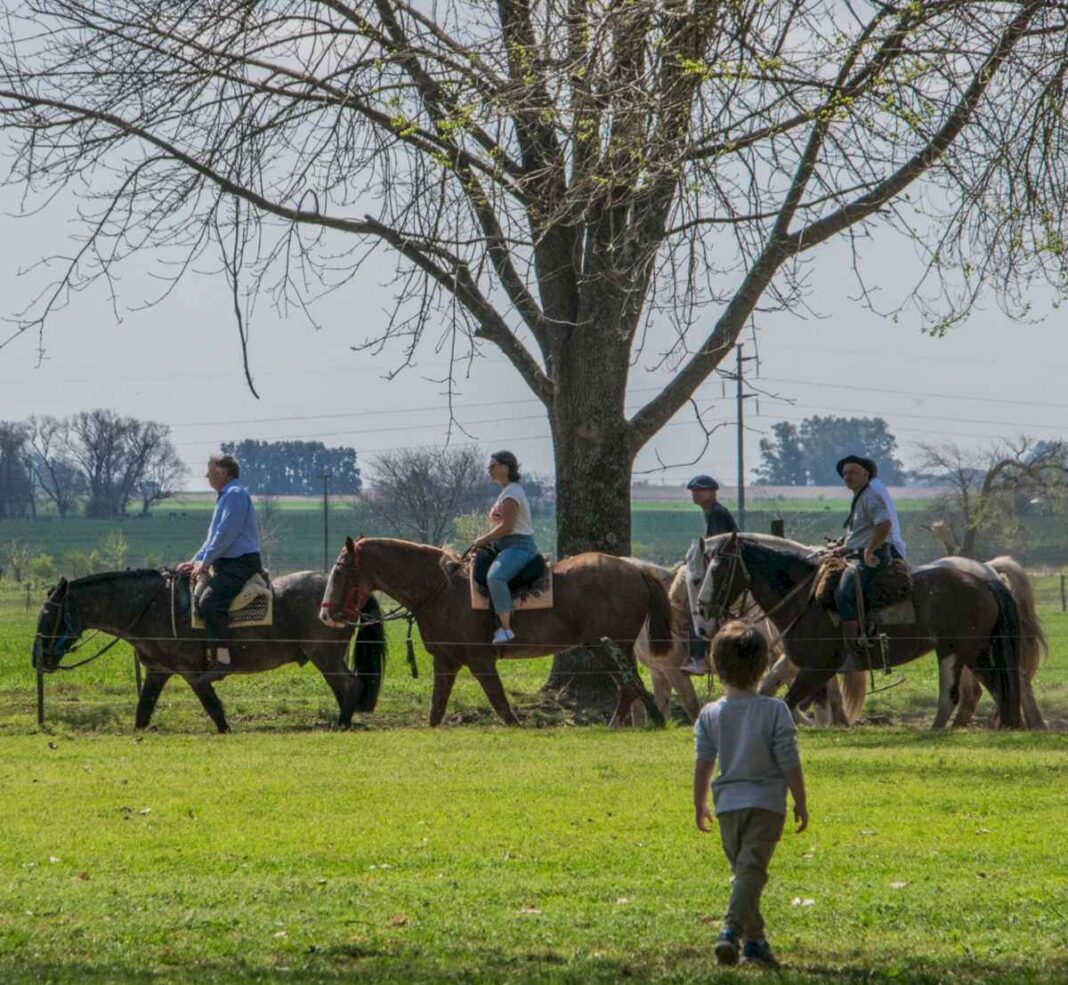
833;454;897;665
687;474;738;538
681;474;738;674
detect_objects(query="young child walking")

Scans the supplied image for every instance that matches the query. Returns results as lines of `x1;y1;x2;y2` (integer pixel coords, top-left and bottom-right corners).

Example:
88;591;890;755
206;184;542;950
693;621;809;967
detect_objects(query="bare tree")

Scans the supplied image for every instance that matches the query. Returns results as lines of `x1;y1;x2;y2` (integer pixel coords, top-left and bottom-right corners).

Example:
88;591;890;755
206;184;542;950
2;1;1067;689
138;441;186;515
256;492;281;572
0;421;33;519
917;438;1067;559
365;447;492;545
65;410;185;519
25;416;84;518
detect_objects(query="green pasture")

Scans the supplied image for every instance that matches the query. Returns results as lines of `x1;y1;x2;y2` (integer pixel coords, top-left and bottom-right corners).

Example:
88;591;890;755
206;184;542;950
2;578;1068;982
6;498;1068;575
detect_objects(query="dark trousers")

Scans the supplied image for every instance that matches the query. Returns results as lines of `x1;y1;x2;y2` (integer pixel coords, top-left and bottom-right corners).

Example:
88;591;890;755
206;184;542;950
199;552;262;650
834;545;890;622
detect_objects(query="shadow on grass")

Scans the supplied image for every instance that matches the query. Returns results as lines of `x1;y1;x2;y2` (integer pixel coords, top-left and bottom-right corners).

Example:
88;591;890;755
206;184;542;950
1;951;1064;985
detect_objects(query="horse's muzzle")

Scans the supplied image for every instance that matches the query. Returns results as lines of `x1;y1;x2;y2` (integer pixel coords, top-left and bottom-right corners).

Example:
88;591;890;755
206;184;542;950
319;608;346;629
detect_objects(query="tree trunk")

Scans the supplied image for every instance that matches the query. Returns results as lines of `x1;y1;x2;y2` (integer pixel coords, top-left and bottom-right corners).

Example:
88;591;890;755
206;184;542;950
542;335;634;705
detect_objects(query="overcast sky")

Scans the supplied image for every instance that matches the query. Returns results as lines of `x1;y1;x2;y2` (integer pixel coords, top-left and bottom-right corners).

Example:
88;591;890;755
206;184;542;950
2;183;1065;494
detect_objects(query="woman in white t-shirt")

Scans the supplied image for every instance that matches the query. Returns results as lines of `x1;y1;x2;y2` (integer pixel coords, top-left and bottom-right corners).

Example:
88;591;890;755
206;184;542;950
471;450;539;644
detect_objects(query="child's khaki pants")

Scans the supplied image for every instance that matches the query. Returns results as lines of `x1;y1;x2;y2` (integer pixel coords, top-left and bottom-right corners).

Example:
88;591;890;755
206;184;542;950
717;807;785;939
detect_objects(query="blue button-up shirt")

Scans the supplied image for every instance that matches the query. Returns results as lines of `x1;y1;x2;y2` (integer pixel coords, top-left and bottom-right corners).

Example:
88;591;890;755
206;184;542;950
194;480;260;564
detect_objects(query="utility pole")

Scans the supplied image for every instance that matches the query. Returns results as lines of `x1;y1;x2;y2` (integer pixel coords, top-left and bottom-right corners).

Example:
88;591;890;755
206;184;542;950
319;470;331;571
731;344;758;531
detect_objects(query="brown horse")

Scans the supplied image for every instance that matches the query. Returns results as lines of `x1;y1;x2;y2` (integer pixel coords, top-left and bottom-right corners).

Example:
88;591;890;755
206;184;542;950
696;533;1023;728
318;537;673;726
33;569;386;732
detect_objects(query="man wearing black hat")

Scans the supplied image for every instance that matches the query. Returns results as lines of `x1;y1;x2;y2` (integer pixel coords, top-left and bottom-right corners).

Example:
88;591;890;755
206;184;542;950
833;455;893;666
681;475;739;674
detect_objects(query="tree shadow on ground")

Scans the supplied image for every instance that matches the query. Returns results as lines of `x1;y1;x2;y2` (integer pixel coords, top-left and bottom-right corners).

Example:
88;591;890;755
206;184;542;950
2;951;1064;985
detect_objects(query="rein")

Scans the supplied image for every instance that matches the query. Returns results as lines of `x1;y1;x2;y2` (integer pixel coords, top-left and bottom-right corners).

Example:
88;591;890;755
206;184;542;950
41;580;161;672
704;542;823;643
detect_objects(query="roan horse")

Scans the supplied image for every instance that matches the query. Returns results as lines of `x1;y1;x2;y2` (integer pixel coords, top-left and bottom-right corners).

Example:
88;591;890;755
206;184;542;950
695;533;1023;728
33;569;386;732
318;537;674;726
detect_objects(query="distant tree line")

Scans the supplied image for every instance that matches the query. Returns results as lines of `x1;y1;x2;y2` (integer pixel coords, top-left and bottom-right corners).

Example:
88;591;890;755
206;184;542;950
756;416;905;486
220;440;362;496
0;411;184;520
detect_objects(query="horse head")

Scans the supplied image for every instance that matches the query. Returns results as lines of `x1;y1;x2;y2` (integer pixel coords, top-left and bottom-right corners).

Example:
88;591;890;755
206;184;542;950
319;536;371;628
33;578;78;672
697;532;751;628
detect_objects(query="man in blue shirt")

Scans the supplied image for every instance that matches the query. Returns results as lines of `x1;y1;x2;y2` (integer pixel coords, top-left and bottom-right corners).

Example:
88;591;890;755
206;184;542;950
177;454;261;665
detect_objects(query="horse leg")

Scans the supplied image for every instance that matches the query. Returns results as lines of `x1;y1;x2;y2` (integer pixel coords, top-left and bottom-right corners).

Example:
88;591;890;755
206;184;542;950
308;646;362;727
951;665;982;728
782;668;836;715
468;656;520;726
932;649;960;729
185;672;231;733
428;656;461;727
134;669;173;729
650;666;672;722
1019;674;1046;730
666;667;702;723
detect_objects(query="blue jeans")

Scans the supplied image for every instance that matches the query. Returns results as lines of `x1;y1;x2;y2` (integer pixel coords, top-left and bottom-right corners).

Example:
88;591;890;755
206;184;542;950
486;535;538;615
835;545;891;621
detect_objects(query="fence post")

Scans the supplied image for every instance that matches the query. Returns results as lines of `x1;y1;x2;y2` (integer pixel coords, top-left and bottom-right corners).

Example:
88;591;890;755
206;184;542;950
25;583;32;612
36;662;45;727
770;518;785;538
1060;574;1066;613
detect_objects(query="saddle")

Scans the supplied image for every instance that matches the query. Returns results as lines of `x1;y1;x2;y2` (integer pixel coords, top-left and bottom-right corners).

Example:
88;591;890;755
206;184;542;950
190;570;274;629
815;556;915;627
469;547;553;611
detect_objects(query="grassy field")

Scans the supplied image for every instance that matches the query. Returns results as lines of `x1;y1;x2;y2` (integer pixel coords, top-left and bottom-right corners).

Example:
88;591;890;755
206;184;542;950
2;577;1068;983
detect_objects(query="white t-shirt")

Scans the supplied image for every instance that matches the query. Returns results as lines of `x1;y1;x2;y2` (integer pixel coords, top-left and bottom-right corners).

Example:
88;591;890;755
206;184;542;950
491;482;535;536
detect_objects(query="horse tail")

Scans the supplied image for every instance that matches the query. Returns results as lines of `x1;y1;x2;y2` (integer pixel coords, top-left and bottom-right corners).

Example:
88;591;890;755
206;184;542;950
639;565;674;657
986;556;1047;680
351;594;387;713
838;671;868;725
982;577;1022;728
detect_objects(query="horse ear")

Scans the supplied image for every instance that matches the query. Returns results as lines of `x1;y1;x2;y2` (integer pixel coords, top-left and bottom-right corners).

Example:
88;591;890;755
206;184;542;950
345;536;355;553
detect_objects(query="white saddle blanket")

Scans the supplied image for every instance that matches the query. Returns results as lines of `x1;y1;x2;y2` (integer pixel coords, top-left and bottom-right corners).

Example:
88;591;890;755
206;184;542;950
191;571;274;629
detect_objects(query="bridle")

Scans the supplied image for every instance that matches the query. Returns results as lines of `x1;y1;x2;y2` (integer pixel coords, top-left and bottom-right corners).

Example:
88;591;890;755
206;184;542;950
700;537;825;641
320;538;459;627
700;542;752;625
35;578;160;671
320;540;370;623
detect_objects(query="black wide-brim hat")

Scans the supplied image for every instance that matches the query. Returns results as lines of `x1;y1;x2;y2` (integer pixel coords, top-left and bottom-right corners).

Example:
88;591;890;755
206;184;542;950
836;455;878;478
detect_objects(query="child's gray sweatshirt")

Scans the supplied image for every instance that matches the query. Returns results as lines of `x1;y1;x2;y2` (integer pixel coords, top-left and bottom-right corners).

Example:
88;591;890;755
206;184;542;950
695;694;800;816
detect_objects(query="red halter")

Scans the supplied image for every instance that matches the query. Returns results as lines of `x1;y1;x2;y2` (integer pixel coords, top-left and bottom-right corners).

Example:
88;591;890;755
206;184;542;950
320;539;369;621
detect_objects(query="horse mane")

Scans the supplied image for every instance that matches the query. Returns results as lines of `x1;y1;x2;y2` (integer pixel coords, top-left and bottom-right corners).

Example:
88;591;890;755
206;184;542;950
438;546;469;579
734;533;818;595
70;569;164;588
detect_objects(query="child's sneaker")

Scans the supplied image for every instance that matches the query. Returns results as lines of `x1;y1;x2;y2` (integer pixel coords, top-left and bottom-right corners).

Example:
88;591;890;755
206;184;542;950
741;938;779;968
714;928;740;965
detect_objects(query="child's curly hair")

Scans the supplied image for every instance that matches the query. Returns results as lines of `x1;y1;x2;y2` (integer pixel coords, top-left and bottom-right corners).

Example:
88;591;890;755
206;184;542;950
711;621;769;690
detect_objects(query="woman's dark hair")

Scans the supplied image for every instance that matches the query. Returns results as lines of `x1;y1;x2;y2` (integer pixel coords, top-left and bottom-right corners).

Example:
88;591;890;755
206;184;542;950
490;450;521;482
710;621;768;690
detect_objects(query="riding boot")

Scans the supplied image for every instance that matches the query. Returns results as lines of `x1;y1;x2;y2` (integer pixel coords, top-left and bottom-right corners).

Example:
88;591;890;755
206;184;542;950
838;620;871;672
